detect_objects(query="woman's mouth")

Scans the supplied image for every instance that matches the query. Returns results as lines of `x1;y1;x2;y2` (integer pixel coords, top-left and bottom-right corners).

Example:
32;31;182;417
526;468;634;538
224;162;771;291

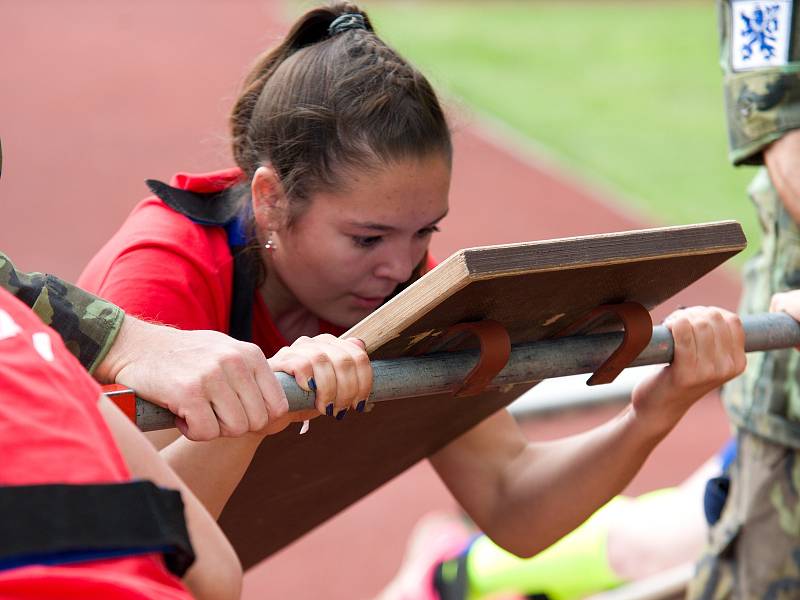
352;294;385;309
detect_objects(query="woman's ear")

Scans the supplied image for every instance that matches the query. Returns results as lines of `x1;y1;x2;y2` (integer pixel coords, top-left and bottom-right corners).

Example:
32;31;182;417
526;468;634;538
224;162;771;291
251;166;286;232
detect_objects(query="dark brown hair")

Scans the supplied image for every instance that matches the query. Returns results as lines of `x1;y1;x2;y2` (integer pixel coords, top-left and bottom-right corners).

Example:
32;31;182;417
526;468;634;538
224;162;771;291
229;2;452;224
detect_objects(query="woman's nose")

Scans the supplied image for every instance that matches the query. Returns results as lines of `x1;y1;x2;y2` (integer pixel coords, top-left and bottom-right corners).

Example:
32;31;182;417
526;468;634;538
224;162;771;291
373;247;416;283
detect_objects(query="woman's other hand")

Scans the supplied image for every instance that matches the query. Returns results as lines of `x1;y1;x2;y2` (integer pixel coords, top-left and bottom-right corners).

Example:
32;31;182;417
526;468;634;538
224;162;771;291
268;334;373;423
630;306;746;436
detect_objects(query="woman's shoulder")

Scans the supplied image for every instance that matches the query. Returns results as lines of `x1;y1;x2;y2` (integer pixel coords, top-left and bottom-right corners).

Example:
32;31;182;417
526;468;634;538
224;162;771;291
82;196;230;279
78;194;234;299
127;196;229;253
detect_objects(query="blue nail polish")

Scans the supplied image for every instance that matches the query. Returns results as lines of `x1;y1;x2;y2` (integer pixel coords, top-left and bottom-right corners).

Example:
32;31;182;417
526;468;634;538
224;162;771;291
308;377;317;391
336;409;347;421
356;400;366;413
326;403;334;417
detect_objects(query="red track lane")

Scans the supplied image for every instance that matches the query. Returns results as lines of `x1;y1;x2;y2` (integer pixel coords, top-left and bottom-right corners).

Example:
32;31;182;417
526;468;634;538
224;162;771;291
2;2;737;598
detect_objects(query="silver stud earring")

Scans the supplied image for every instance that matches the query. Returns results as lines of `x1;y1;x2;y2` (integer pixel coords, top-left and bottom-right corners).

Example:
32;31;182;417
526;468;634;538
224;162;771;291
264;233;276;252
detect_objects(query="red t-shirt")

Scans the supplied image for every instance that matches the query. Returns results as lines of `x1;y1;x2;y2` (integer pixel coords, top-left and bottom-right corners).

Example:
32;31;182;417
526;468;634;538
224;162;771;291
79;168;345;356
0;288;190;599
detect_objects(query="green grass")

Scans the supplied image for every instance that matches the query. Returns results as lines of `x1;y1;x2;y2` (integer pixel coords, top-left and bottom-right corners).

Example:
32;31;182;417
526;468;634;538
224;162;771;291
365;1;761;264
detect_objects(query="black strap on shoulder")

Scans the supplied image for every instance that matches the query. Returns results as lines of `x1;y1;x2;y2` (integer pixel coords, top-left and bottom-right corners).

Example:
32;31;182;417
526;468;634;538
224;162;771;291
228;246;260;343
146;178;259;342
146;179;241;226
0;481;195;577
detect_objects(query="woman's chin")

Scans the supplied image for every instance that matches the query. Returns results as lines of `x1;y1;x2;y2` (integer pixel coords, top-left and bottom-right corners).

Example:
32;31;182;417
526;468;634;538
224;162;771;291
329;306;375;329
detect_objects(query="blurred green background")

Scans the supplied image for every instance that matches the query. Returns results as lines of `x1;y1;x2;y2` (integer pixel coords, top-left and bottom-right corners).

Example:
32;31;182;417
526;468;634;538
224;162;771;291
358;1;761;264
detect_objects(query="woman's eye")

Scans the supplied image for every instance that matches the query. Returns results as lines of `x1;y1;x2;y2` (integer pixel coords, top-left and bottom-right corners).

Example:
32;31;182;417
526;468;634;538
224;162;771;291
416;225;441;238
352;235;383;248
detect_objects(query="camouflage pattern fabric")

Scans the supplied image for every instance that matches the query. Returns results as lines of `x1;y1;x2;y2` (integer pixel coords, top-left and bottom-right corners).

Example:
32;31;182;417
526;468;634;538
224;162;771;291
723;170;800;449
709;5;800;595
719;0;800;165
688;431;800;599
0;252;124;374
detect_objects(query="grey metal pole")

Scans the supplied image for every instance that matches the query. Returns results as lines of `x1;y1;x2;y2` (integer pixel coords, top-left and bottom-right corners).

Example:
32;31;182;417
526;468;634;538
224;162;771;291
134;312;800;432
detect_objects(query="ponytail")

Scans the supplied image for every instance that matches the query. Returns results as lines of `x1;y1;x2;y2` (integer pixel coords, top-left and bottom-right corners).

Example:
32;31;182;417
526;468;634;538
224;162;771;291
229;2;450;222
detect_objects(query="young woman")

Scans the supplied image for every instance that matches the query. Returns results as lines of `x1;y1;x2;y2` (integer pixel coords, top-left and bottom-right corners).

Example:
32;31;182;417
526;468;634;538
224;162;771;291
78;1;746;591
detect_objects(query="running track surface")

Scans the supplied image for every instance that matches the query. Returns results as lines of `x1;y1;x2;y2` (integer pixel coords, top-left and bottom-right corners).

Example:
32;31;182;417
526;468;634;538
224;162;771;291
2;2;736;598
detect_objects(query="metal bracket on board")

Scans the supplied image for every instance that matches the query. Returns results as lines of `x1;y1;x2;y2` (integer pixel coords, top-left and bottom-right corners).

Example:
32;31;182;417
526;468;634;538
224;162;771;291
556;302;652;386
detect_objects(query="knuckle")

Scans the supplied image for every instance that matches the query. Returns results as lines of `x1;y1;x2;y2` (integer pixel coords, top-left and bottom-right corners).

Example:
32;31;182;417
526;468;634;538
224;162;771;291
270;396;290;418
336;354;356;370
250;412;269;432
671;324;692;347
175;392;205;417
310;350;332;365
189;422;217;442
180;379;205;401
227;419;249;438
353;352;371;367
272;347;290;359
244;341;264;356
221;354;248;376
198;367;221;389
692;317;713;334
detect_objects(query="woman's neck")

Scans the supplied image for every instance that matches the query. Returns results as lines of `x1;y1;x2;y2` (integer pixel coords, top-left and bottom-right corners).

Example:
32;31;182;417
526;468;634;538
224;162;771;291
259;265;320;343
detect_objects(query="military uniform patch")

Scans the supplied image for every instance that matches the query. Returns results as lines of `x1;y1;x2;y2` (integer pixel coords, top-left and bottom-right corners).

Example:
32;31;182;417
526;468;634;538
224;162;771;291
731;1;793;71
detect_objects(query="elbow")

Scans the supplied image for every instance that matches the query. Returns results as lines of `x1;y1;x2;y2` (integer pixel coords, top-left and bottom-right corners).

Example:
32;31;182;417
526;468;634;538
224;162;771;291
496;539;543;560
215;553;243;600
186;550;243;600
221;556;244;600
480;524;545;560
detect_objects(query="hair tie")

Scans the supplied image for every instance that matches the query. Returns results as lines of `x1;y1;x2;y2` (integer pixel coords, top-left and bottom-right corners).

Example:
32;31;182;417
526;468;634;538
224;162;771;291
328;13;367;36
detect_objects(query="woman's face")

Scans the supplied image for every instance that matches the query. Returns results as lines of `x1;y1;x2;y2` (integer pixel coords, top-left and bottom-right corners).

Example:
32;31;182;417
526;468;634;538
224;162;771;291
267;154;451;328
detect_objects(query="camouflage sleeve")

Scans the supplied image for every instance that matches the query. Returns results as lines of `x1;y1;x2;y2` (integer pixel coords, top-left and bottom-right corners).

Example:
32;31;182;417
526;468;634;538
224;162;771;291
0;252;124;374
719;0;800;165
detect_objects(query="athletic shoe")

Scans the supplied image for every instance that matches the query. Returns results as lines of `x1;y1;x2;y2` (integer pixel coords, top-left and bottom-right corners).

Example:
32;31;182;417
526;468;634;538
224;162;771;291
375;512;472;600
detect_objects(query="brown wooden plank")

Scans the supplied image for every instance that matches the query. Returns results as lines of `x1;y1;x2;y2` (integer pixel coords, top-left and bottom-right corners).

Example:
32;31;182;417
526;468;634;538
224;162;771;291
219;221;746;569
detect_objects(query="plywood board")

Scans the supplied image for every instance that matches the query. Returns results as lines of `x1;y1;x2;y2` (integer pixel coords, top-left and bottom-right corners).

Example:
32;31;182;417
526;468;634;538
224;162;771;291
220;221;746;569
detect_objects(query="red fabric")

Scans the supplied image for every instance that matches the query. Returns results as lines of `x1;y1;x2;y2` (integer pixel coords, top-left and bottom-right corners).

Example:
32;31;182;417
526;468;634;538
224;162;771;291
424;254;438;272
0;560;190;600
0;289;190;598
78;168;344;356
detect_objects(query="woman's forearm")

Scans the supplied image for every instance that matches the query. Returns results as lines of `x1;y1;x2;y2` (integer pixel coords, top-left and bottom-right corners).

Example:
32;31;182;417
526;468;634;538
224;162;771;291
432;407;668;558
487;406;665;557
159;434;264;519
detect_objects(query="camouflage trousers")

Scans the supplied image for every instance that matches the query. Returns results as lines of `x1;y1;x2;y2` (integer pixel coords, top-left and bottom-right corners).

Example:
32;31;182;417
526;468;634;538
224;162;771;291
687;431;800;599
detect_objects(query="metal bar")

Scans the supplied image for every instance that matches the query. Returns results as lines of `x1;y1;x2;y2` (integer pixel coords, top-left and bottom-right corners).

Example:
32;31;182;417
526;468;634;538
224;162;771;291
508;365;661;417
134;312;800;432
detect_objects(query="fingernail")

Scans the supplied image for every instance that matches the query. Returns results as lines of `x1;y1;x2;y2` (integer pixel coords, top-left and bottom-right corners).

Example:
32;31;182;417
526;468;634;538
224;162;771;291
336;409;347;421
308;377;317;391
356;400;366;413
325;403;334;416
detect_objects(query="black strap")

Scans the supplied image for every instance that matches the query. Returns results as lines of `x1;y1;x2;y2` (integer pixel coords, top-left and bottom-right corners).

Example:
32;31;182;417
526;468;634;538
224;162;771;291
0;481;195;577
146;178;258;342
229;248;260;342
146;179;241;226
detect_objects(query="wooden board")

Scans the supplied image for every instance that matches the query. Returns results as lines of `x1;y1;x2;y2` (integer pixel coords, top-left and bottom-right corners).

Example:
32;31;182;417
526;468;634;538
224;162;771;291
219;221;746;569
